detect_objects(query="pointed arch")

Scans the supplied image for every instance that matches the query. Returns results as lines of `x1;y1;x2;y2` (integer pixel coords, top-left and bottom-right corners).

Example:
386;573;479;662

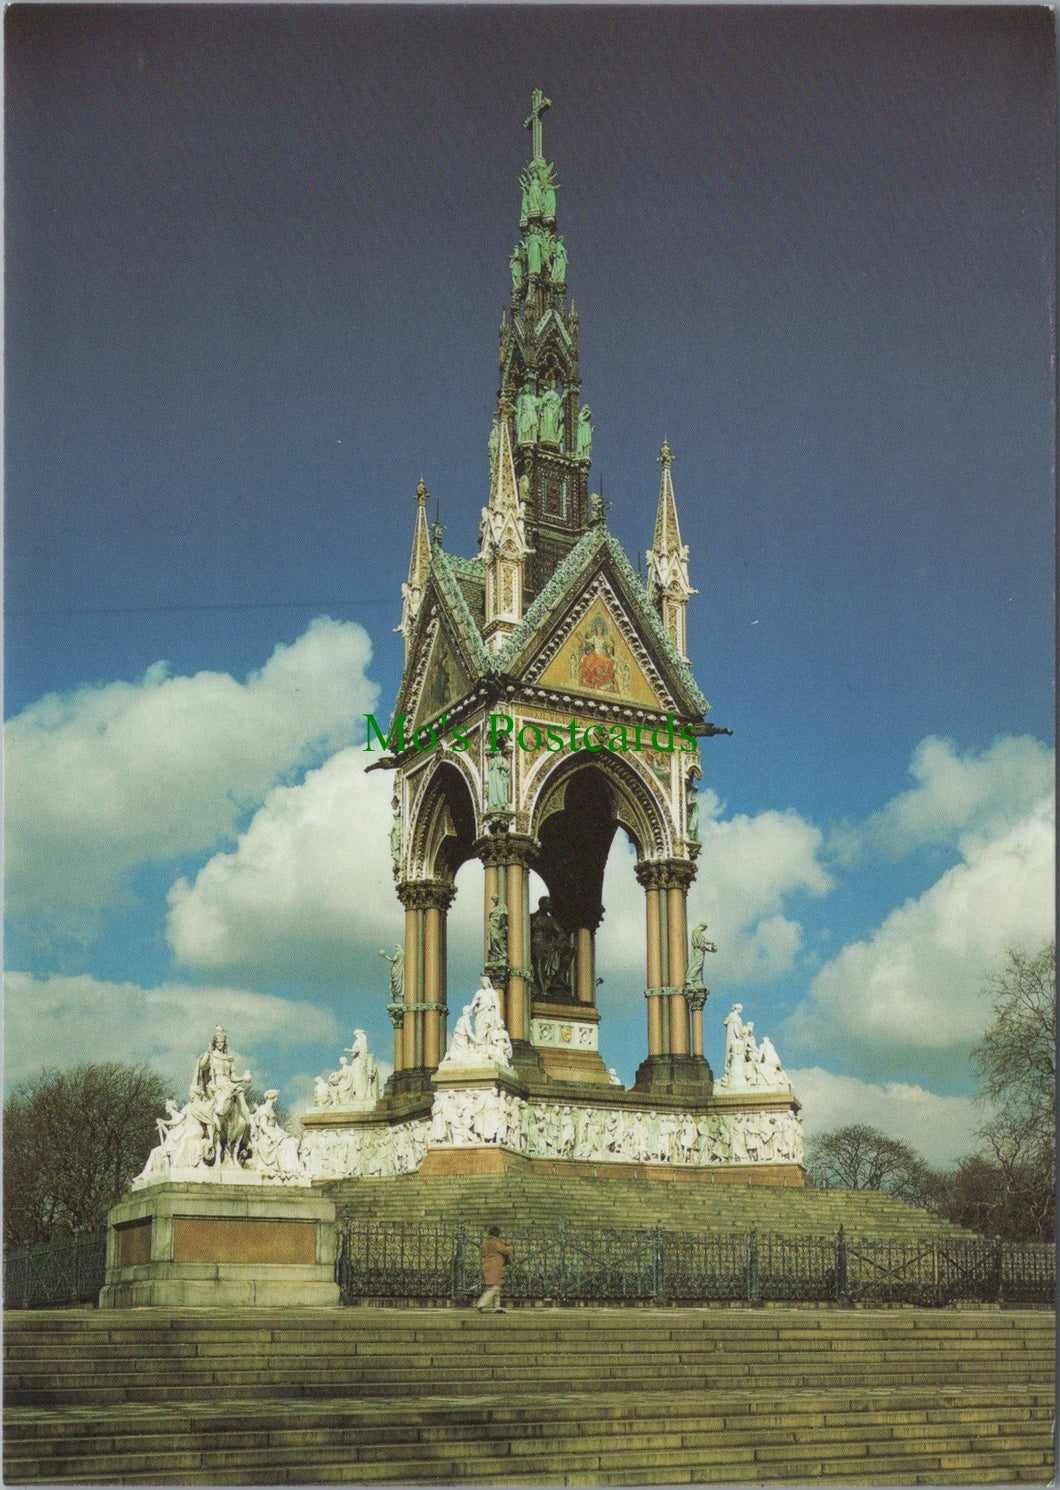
409;756;479;882
527;745;674;863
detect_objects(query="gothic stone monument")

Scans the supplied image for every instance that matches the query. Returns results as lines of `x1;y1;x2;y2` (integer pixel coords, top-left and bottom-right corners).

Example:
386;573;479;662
103;95;805;1309
300;91;804;1186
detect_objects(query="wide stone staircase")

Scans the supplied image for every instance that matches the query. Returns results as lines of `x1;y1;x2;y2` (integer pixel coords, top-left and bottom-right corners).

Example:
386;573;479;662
5;1306;1054;1485
326;1171;978;1241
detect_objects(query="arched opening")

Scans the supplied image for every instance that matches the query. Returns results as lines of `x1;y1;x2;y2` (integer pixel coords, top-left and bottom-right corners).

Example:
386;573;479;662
390;761;479;1090
524;750;674;1086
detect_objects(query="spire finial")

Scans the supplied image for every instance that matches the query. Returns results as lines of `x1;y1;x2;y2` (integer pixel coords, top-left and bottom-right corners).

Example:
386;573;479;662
524;88;551;159
658;438;673;468
415;477;429;506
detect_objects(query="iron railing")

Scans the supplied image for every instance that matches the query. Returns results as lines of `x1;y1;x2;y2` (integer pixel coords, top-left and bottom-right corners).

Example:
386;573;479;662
4;1232;107;1309
5;1219;1053;1310
335;1215;1056;1308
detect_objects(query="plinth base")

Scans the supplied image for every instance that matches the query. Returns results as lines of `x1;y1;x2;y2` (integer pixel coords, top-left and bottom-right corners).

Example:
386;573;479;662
100;1183;339;1308
634;1053;715;1097
384;1067;435;1101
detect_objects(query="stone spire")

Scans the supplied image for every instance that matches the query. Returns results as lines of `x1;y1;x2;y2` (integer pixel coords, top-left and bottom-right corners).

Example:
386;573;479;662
500;91;593;601
396;478;432;657
480;397;532;652
645;440;696;661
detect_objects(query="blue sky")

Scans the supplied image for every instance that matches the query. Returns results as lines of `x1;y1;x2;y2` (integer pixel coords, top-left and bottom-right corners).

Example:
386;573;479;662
5;5;1055;1165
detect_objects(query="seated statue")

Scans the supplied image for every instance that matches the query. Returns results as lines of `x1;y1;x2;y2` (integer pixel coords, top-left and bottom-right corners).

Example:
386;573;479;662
439;977;513;1070
530;897;575;1001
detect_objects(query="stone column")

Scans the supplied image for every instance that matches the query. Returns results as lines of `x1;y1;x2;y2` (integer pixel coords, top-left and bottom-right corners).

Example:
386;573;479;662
666;873;690;1057
476;833;537;1045
396;881;453;1074
575;927;595;1004
637;862;665;1057
505;860;527;1042
399;892;420;1071
420;882;454;1071
688;990;706;1059
388;1002;404;1072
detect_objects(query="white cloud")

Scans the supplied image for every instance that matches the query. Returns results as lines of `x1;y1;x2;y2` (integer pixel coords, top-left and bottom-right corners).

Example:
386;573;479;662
789;788;1054;1070
832;734;1054;862
593;793;832;998
3;971;337;1094
694;797;834;980
790;1067;980;1168
5;618;379;940
166;746;400;987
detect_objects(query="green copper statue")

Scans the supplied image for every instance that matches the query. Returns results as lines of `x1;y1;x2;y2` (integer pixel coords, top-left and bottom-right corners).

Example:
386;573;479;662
538;387;563;445
526;226;545;277
509;243;525;294
379;946;404;1002
576;405;593;459
522;167;544;218
536;160;557;220
516;390;539;444
550;235;567;284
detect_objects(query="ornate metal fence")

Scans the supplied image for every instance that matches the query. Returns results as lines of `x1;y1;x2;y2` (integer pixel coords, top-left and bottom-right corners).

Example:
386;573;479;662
335;1215;1055;1308
6;1220;1053;1310
4;1232;107;1309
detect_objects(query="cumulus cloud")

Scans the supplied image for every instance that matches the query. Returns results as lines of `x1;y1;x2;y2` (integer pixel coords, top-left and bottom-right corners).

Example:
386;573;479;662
166;746;400;988
832;734;1054;862
594;792;833;998
789;1067;980;1168
3;971;338;1094
5;619;378;941
788;786;1054;1073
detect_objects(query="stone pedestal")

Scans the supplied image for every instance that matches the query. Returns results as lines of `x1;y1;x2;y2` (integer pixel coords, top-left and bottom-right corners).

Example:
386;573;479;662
100;1183;339;1309
633;1052;714;1097
530;1002;612;1084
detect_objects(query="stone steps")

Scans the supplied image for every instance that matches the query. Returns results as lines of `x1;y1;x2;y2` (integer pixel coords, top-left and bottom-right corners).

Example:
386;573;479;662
324;1174;978;1240
5;1306;1054;1484
5;1386;1054;1485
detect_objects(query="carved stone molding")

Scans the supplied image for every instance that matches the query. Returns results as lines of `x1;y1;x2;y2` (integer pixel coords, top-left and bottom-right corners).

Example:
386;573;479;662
635;858;697;892
397;881;457;912
473;832;540;871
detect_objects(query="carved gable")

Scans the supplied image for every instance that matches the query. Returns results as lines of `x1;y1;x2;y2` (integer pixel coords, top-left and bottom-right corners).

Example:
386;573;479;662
528;586;670;711
410;615;473;731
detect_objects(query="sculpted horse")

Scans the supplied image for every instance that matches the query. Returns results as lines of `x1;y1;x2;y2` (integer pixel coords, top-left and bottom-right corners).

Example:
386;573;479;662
211;1080;251;1165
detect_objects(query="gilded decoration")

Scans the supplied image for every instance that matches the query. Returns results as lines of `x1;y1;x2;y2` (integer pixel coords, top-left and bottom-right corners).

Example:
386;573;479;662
538;596;663;709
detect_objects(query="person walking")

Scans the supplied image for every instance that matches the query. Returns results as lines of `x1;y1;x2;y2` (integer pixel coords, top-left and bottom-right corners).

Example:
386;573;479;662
476;1225;512;1313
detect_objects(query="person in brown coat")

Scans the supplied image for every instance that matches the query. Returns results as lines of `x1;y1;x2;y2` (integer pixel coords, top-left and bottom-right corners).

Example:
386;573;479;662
476;1225;512;1312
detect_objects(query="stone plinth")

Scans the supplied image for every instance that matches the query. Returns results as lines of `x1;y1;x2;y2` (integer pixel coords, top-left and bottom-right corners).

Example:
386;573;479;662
100;1183;339;1308
530;1001;612;1084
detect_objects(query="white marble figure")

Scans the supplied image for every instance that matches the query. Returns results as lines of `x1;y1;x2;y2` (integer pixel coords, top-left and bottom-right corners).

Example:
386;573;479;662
313;1030;381;1112
721;1004;750;1087
754;1035;790;1091
249;1091;303;1182
438;977;513;1071
135;1030;259;1182
136;1098;213;1179
194;1026;253;1164
718;1004;792;1093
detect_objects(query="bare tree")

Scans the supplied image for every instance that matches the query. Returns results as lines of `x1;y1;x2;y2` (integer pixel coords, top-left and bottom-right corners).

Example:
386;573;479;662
971;943;1055;1240
3;1063;174;1245
807;1123;940;1208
